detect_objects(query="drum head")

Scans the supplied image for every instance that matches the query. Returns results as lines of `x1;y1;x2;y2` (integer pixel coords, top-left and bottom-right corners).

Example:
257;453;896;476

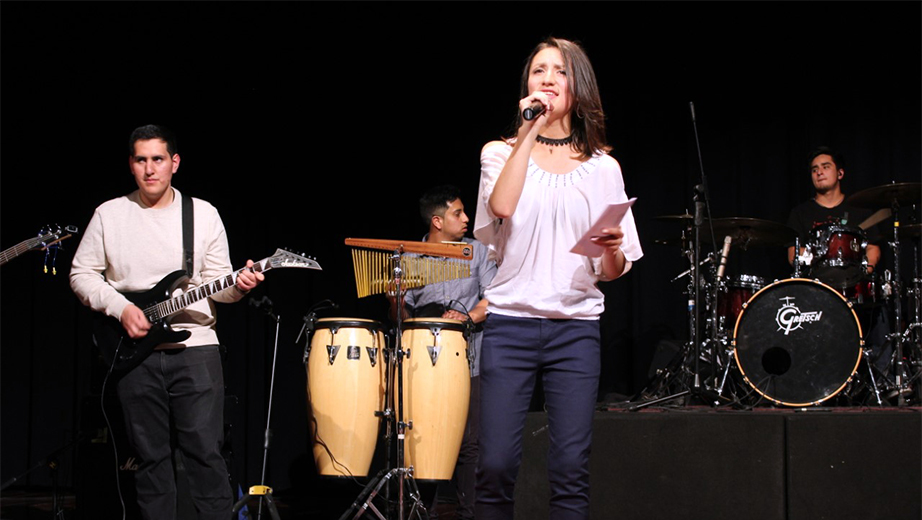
315;317;384;332
733;279;863;406
403;317;467;333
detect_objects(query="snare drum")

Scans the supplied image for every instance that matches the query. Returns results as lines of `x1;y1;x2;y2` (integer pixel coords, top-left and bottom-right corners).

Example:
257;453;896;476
806;224;868;289
732;279;863;406
399;318;470;480
306;318;385;477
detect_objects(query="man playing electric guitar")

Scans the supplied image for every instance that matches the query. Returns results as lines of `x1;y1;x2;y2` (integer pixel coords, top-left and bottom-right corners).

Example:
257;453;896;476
70;124;264;520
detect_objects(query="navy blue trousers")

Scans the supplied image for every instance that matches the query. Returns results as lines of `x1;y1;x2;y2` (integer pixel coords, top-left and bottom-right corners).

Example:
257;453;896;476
475;315;600;520
116;346;232;520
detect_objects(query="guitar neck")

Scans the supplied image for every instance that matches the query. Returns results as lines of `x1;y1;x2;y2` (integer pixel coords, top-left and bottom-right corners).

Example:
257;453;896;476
0;235;53;266
146;259;271;321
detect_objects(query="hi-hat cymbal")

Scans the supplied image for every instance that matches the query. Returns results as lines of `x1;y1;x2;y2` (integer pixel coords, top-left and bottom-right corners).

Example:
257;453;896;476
704;217;797;248
847;182;921;209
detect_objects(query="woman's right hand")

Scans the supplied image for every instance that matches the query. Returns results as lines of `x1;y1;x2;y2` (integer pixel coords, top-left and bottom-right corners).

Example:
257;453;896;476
518;91;552;137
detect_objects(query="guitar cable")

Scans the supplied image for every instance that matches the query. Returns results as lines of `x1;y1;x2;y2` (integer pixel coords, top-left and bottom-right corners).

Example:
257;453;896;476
100;337;127;520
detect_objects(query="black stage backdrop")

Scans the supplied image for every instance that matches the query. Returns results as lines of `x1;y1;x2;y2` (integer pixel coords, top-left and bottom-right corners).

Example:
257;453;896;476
1;1;919;495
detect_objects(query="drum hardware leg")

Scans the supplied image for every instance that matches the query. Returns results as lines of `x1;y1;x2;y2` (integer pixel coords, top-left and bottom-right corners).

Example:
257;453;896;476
233;310;283;520
338;467;430;520
629;343;691;409
715;346;735;398
860;348;885;406
232;485;281;520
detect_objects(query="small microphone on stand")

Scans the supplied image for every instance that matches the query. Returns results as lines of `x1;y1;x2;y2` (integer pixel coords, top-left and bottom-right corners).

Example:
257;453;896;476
296;299;339;346
716;236;732;281
249;296;278;322
523;102;545;121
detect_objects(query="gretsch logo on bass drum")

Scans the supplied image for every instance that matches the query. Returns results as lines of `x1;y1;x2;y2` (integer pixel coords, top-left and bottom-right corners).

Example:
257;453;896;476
775;296;823;336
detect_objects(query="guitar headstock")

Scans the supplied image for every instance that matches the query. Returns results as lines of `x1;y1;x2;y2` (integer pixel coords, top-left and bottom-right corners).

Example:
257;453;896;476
38;224;78;275
39;224;79;249
266;248;322;271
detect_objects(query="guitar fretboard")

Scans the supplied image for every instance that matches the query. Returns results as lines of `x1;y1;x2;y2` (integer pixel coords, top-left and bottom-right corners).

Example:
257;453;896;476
0;235;53;265
145;265;264;321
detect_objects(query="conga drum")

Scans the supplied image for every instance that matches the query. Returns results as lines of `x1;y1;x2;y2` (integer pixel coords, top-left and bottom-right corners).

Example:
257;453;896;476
306;318;385;477
399;318;470;480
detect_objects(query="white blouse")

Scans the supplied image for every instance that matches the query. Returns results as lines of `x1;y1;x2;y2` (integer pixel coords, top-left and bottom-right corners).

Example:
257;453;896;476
474;142;643;319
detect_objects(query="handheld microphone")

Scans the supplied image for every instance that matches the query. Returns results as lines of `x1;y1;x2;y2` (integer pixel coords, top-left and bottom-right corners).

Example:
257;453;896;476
523;102;545;121
716;235;732;281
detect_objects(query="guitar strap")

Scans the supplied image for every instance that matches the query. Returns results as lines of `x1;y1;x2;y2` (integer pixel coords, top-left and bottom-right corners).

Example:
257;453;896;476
182;194;194;276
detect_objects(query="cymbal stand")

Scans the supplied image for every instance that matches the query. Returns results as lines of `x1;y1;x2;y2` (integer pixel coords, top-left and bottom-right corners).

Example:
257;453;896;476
903;227;922;402
885;199;911;405
629;226;697;408
687;102;722;405
631;194;723;409
341;248;429;520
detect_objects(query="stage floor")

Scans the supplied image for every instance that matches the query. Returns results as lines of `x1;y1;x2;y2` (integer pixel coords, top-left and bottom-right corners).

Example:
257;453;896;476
3;406;919;520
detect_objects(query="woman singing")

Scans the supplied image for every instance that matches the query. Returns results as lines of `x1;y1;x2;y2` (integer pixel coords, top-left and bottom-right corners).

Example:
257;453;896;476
472;38;643;520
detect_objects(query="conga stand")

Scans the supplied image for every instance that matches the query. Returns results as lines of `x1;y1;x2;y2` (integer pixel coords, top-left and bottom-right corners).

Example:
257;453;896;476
340;249;429;520
232;300;282;520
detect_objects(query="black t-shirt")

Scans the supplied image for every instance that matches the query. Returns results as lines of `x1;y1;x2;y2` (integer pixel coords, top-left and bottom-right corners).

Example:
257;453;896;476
786;199;883;248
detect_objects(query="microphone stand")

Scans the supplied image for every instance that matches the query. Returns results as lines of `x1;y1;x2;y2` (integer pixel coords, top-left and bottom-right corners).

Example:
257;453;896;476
631;103;723;410
232;297;282;520
688;102;723;405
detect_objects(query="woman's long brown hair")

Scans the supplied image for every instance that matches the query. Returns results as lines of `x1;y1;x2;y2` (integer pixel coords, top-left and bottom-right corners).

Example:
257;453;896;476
514;37;609;160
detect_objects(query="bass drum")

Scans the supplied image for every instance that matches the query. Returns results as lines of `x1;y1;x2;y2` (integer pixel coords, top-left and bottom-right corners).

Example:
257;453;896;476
732;278;863;406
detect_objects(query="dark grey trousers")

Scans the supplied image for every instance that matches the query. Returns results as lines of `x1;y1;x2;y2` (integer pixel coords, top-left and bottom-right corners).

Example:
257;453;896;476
116;346;232;520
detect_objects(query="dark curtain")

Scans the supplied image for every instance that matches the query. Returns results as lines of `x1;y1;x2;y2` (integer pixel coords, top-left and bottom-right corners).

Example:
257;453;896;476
2;1;919;494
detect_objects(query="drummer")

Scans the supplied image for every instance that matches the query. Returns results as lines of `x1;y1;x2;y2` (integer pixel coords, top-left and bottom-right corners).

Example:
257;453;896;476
786;146;882;272
786;146;890;371
388;184;496;520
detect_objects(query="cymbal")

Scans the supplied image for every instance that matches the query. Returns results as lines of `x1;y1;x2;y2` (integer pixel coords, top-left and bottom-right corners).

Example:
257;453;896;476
847;182;921;209
655;213;694;222
704;217;797;248
902;223;922;238
653;237;684;247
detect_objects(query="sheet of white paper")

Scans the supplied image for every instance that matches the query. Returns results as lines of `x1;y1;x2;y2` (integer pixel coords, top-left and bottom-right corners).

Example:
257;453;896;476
570;198;637;257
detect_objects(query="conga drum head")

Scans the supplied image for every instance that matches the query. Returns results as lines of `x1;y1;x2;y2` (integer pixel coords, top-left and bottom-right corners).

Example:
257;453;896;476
732;279;863;406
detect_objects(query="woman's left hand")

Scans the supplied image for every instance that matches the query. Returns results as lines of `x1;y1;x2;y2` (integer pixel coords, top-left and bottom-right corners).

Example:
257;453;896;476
592;227;624;256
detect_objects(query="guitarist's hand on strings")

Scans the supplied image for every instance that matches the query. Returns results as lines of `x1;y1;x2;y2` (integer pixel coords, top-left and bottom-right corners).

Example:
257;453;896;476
235;259;265;295
121;304;152;339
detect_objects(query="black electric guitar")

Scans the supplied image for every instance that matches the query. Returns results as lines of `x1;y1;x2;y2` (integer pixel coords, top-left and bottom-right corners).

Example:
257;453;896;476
93;248;322;374
0;224;78;267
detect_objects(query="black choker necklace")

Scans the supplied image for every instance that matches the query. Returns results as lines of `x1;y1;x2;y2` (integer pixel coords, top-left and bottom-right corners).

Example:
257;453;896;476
536;134;573;147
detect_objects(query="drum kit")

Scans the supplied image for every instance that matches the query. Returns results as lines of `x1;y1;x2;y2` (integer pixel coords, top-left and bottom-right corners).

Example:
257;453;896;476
302;238;476;520
642;181;921;408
